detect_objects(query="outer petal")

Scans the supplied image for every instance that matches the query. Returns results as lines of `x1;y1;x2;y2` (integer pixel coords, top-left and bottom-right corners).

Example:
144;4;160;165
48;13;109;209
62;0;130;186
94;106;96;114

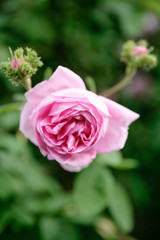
95;97;139;153
39;142;96;172
19;101;38;145
49;66;86;90
25;66;86;103
60;164;84;172
100;97;139;126
59;150;97;172
48;147;96;163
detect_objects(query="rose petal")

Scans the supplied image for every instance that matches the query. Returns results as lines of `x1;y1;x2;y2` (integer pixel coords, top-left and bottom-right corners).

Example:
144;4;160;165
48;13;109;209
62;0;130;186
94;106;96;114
19;102;38;145
49;66;86;90
99;97;139;126
22;66;86;131
53;88;110;117
19;65;140;173
60;149;97;172
25;80;53;102
95;97;139;153
25;66;86;102
95;119;128;153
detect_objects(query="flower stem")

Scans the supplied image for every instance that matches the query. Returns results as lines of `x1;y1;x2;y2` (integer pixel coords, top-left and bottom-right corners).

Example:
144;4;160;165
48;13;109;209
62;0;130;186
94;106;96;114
101;66;136;97
21;77;32;91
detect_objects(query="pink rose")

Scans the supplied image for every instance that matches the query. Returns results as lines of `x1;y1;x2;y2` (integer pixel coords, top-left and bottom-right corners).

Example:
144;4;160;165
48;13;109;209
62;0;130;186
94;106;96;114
20;66;139;172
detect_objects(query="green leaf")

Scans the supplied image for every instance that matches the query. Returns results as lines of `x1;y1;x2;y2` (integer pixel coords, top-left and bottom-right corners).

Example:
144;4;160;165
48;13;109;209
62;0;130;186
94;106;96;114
73;163;108;216
113;159;139;170
12;93;26;102
41;193;72;214
0;134;26;154
39;218;80;240
108;181;134;233
119;10;146;38
0;102;24;114
11;206;35;226
39;217;60;240
0;44;10;61
0;209;11;233
12;11;54;43
58;222;80;240
0;169;24;198
130;173;150;208
68;213;99;226
85;76;97;93
96;151;122;167
0;111;20;130
0;133;62;195
106;0;146;38
44;67;53;80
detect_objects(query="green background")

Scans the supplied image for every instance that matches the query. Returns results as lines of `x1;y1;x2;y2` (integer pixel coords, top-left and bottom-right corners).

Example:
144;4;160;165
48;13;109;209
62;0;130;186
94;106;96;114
0;0;160;239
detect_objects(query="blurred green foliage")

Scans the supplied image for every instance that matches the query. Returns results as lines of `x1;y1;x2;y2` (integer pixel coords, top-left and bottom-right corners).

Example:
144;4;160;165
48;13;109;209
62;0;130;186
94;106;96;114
1;0;160;240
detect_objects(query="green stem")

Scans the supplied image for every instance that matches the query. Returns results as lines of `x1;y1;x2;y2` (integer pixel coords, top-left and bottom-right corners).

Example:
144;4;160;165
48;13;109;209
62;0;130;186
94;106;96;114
21;77;32;91
101;66;136;97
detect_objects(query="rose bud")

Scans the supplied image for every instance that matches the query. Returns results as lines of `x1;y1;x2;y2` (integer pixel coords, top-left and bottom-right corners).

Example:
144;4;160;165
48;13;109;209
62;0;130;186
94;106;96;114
12;58;23;70
131;46;149;57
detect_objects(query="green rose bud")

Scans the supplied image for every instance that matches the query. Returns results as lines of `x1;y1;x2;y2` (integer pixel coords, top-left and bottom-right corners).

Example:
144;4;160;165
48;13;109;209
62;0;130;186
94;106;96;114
121;40;157;69
0;47;43;90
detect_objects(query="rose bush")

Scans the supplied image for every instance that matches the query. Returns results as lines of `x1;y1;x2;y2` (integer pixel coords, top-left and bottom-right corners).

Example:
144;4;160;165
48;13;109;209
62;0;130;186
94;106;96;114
20;66;139;171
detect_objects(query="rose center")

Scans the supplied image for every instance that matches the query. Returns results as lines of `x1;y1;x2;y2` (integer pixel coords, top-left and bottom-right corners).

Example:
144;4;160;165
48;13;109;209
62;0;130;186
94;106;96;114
41;114;94;153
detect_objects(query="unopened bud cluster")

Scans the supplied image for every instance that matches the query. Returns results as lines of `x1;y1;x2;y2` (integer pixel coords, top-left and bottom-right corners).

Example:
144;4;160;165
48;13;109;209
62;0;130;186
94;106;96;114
0;47;43;87
121;40;157;69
